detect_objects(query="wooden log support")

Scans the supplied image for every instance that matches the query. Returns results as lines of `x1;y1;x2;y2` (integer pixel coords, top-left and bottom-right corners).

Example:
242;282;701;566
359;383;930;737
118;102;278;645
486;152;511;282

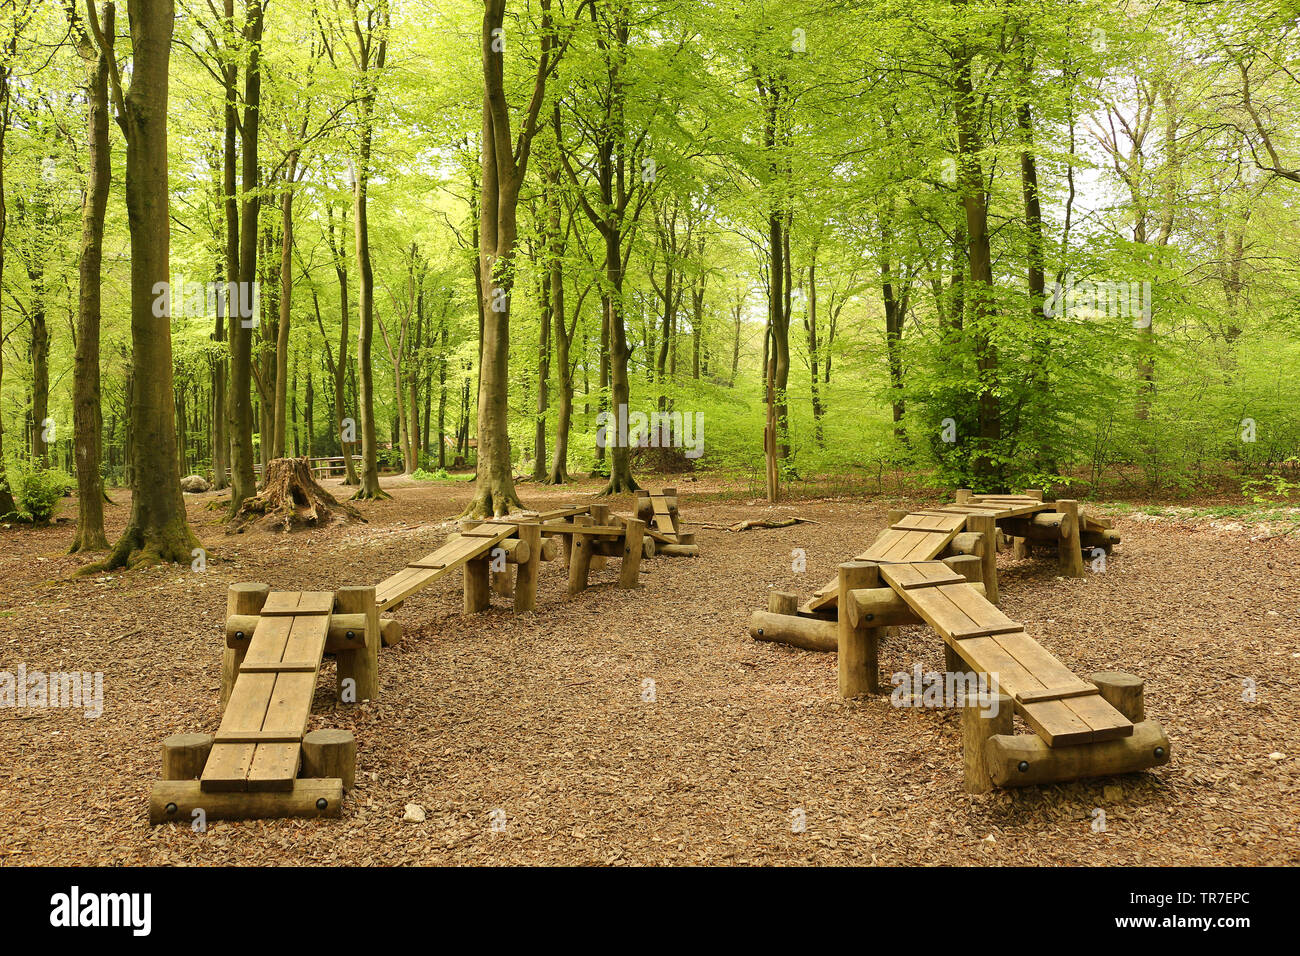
636;490;652;523
954;488;972;504
965;513;998;605
768;591;798;615
985;720;1171;788
657;544;699;557
301;729;357;790
838;561;882;697
227;613;399;652
568;515;594;595
1090;671;1145;722
222;583;269;706
642;537;656;559
589;504;611;572
161;733;214;781
962;691;1013;793
335;586;379;703
941;553;983;584
619;518;645;589
845;581;990;629
559;504;579;568
945;531;985;556
999;512;1068;540
461;552;492;612
1055;499;1086;577
887;509;908;525
149;778;343;826
1022;488;1045;500
514;523;543;613
749;611;839;652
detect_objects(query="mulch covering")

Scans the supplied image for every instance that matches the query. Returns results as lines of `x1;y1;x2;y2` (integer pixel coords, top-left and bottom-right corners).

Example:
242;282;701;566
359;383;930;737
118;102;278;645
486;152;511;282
1;476;1296;865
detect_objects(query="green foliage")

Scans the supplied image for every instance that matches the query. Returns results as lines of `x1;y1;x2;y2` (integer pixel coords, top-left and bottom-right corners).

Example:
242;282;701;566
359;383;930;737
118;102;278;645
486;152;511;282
5;465;73;525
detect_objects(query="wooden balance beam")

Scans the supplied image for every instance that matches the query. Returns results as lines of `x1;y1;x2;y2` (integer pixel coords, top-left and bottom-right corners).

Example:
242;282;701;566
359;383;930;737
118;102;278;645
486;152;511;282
150;586;365;824
373;520;557;615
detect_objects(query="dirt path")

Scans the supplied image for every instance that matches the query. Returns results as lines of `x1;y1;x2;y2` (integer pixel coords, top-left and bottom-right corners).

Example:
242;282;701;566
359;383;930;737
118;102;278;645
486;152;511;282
1;476;1296;865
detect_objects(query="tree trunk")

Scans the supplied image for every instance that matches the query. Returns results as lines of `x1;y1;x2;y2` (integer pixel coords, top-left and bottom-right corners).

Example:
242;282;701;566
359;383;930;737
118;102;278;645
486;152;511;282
350;13;389;501
90;0;199;571
226;0;263;513
70;2;113;552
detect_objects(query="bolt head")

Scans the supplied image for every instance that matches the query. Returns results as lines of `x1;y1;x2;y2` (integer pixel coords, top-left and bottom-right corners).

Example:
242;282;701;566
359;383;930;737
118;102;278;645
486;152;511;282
165;802;178;814
346;631;356;640
1017;761;1030;773
316;798;328;810
1154;747;1165;759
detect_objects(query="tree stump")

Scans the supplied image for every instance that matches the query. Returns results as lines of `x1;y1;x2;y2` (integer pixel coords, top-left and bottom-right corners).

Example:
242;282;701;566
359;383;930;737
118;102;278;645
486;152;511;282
227;457;365;533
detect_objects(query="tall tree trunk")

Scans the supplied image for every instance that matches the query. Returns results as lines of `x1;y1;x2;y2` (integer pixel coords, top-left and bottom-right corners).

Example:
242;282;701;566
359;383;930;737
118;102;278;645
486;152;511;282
227;0;263;512
69;1;113;551
91;0;199;570
349;6;390;500
953;28;1000;488
271;154;299;459
466;0;558;515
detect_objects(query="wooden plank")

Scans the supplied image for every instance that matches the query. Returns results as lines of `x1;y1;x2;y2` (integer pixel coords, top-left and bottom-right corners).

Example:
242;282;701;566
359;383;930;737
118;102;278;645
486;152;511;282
880;562;966;589
1062;693;1134;742
1014;685;1101;705
202;671;276;791
240;615;294;666
260;591;333;616
238;661;320;673
1019;699;1096;746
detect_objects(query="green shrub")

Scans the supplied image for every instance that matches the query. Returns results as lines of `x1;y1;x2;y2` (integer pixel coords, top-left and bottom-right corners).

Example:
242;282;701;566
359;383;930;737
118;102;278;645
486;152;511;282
411;467;452;481
8;466;73;524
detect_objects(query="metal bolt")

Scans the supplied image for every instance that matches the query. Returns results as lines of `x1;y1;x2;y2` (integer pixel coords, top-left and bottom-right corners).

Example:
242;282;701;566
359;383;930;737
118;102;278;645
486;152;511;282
1017;761;1029;773
346;631;356;640
235;631;245;640
1154;747;1165;759
316;798;328;810
165;802;178;814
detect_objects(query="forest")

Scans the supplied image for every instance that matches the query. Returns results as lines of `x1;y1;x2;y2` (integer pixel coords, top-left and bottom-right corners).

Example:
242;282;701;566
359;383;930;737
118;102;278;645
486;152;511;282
2;0;1299;556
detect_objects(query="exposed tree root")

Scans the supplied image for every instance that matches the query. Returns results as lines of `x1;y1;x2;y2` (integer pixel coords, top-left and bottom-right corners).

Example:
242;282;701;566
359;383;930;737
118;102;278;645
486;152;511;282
461;484;524;518
229;457;366;533
76;519;200;576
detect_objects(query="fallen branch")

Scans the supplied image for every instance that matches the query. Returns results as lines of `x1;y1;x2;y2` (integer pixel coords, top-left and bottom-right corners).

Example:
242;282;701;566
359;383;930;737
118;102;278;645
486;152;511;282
700;516;819;532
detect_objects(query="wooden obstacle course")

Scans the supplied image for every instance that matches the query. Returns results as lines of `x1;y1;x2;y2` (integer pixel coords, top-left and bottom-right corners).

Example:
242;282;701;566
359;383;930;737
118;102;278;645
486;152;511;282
151;489;689;825
748;489;1167;791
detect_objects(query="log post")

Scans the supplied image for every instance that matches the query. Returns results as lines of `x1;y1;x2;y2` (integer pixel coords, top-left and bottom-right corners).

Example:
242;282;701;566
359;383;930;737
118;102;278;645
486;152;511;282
222;583;269;706
962;691;1013;793
619;517;645;589
636;490;652;522
335;586;380;703
514;522;543;613
301;729;357;790
1055;499;1085;577
1022;488;1044;500
965;513;998;605
837;561;882;697
560;504;579;568
161;732;214;781
887;508;908;525
1012;537;1031;560
768;591;798;615
463;555;491;612
954;488;972;504
1090;671;1145;722
568;515;594;595
589;504;611;571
